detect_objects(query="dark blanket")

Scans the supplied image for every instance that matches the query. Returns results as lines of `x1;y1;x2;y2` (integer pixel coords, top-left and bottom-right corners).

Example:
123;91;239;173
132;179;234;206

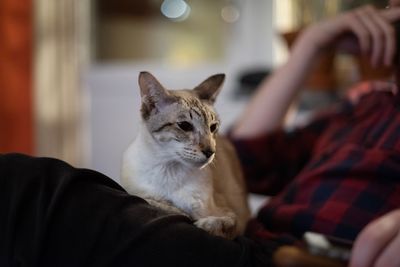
0;153;274;267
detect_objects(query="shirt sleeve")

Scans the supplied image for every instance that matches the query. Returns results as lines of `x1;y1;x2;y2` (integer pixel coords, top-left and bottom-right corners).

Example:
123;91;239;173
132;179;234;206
228;102;352;196
0;153;277;267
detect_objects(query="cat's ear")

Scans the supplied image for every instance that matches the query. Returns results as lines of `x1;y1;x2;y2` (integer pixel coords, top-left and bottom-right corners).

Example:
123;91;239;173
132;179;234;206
138;71;175;118
193;74;225;104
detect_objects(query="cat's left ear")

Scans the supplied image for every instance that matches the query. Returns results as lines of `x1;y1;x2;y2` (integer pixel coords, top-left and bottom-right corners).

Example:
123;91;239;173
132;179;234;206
193;74;225;104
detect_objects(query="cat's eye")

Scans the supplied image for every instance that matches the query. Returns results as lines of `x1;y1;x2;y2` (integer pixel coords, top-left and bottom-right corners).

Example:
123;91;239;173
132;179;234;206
210;123;218;133
177;121;194;132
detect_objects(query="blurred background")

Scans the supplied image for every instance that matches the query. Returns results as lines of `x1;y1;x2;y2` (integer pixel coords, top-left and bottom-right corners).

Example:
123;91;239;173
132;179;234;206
0;0;388;183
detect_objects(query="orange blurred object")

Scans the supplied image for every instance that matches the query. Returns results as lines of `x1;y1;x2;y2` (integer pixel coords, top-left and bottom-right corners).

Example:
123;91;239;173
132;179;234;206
0;0;33;154
273;246;346;267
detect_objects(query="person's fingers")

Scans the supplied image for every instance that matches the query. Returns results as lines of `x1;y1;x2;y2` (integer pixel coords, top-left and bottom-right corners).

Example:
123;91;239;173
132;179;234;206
380;7;400;22
356;6;385;67
374;230;400;267
346;12;371;53
365;7;396;66
350;210;400;267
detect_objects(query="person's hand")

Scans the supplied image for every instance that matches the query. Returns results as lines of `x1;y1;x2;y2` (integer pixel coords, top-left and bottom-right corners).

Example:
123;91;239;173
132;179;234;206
299;5;400;67
350;209;400;267
346;81;398;104
232;4;400;139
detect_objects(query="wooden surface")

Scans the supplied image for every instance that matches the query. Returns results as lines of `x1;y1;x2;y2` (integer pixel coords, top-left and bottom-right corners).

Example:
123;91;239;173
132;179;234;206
274;246;346;267
0;0;33;154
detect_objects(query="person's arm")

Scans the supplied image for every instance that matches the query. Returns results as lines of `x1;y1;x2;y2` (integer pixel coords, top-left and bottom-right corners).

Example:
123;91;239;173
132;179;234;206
230;80;397;196
350;209;400;267
0;153;277;267
232;5;400;139
229;101;350;195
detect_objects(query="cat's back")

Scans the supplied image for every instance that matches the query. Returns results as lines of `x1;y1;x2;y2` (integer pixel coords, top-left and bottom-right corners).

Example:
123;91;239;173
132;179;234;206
211;135;251;233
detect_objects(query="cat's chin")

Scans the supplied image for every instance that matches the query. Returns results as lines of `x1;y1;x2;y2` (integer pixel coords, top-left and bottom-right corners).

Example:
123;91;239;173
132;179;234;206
194;157;215;170
199;162;211;170
199;156;215;169
180;157;214;170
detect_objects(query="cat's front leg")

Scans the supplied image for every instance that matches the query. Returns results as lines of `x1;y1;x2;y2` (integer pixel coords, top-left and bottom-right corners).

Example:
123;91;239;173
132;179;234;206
145;198;190;217
171;190;238;239
194;212;237;239
192;199;238;239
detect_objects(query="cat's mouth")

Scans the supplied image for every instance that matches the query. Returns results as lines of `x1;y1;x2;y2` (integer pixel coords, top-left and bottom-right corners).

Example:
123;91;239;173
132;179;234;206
199;154;215;169
178;152;215;169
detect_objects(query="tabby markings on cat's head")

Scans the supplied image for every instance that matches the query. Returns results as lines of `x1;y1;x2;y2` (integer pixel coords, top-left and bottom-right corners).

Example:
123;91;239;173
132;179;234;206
138;71;225;168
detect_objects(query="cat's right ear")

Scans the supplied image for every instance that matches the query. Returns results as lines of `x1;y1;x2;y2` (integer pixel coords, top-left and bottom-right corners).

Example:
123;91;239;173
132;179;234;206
138;71;175;119
193;73;225;104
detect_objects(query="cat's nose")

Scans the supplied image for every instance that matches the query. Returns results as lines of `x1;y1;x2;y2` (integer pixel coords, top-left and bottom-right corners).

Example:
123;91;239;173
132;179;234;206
202;149;215;159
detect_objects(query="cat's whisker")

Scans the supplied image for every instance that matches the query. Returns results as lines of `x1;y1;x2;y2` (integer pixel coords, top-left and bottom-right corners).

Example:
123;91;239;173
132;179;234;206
209;160;217;167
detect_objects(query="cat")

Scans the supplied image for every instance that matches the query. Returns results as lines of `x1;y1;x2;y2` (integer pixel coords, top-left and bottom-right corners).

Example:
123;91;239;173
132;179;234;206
121;71;250;239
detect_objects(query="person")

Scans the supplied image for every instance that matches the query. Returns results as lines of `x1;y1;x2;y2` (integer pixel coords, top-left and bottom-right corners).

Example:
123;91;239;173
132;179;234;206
229;2;400;267
1;3;400;267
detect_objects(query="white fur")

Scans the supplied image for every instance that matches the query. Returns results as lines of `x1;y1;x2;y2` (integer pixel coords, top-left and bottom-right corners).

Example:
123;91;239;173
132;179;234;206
122;125;215;217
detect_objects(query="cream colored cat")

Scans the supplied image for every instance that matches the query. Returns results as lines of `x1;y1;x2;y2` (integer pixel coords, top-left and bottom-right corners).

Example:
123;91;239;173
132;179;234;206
121;72;250;239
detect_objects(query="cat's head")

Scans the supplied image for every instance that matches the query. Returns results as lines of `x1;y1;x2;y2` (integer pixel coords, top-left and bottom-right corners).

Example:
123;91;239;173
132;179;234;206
138;71;225;168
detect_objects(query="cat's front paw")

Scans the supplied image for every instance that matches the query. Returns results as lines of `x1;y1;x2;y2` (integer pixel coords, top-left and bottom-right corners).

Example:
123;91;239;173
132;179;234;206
194;216;237;239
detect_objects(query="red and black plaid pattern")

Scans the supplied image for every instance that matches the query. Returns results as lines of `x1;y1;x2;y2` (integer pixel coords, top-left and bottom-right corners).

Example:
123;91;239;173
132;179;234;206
230;87;400;242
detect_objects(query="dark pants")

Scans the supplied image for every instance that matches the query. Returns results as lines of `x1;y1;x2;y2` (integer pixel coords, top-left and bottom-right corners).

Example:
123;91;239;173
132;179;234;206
0;153;273;267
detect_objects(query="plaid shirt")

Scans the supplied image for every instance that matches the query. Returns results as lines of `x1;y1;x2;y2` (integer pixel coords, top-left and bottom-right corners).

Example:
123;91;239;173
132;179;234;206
229;88;400;243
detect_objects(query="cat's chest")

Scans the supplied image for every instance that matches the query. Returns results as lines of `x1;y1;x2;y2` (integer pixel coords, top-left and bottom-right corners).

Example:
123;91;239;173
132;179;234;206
128;150;216;217
141;164;211;196
123;134;213;201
